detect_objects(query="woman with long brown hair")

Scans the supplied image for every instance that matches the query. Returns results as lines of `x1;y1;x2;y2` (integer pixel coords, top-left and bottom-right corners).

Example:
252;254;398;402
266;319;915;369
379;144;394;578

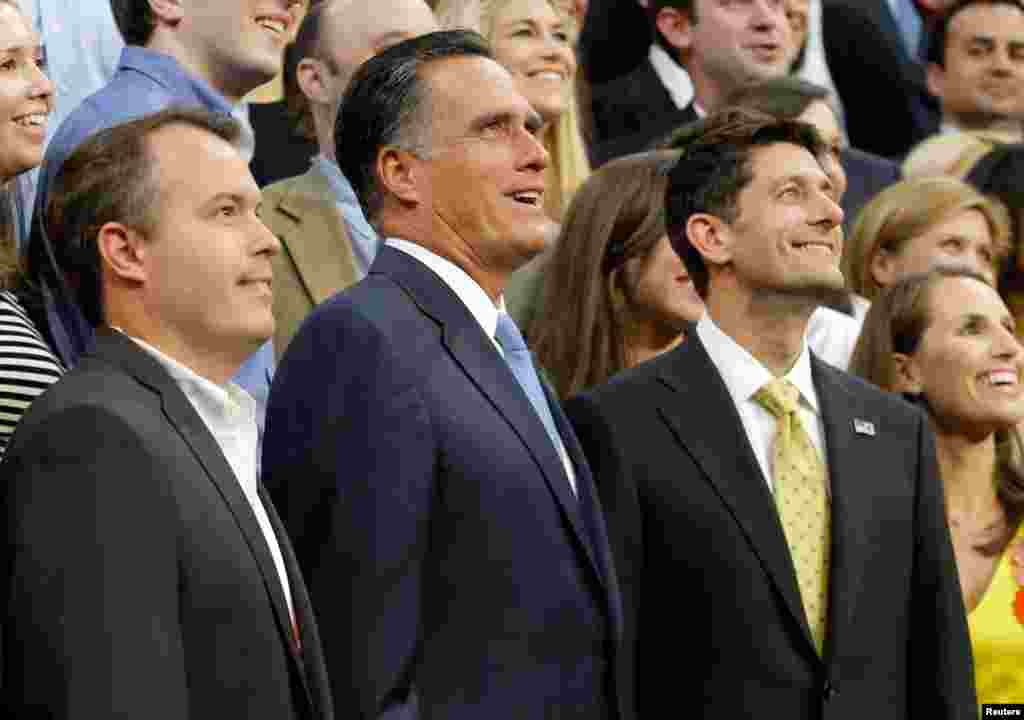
529;149;704;399
0;0;62;458
850;265;1024;704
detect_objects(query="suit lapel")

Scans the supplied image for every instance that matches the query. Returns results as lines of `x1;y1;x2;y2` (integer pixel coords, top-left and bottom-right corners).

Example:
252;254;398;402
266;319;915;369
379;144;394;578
548;383;624;637
373;247;604;586
260;485;332;720
94;332;306;684
655;337;817;654
274;165;360;306
811;356;874;661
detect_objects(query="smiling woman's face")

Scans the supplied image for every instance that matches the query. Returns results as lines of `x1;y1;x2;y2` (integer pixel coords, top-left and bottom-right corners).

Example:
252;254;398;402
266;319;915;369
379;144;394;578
489;0;577;126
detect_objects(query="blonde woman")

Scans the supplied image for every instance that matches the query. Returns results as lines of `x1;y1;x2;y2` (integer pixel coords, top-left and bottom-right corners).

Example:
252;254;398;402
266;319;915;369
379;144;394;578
842;176;1012;323
435;0;590;218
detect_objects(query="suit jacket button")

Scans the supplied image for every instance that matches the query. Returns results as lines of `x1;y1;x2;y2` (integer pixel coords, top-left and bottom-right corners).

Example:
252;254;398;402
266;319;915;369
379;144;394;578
823;680;838;702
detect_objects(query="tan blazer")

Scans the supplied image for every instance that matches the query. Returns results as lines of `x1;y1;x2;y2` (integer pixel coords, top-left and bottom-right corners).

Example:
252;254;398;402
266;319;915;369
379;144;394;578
259;165;360;361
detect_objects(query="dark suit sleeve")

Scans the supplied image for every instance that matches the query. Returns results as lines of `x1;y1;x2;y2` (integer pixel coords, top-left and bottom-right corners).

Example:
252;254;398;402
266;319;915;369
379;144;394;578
565;390;641;720
907;410;977;717
2;405;188;719
263;308;435;719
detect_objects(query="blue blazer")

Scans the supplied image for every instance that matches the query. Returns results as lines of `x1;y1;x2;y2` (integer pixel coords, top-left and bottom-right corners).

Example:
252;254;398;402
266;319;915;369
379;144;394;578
263;245;624;720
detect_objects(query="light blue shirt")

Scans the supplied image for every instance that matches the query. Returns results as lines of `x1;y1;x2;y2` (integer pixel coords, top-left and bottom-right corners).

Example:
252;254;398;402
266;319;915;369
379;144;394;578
27;45;273;420
313;154;380;278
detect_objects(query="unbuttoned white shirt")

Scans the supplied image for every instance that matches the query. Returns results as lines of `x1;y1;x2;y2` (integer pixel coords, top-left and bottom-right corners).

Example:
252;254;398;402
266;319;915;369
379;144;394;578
386;238;577;494
696;314;830;494
121;331;295;620
648;43;694;111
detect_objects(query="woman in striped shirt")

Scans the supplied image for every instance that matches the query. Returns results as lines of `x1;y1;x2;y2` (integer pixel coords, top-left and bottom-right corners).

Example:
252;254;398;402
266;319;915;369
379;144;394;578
0;0;61;458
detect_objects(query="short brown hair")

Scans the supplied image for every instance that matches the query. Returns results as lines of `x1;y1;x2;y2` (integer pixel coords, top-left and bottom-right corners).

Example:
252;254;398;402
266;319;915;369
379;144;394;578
45;107;241;326
664;107;824;298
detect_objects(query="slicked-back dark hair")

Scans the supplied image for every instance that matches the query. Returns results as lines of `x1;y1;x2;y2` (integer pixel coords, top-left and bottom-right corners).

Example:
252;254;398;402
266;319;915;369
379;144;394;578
44;106;240;327
664;107;825;298
928;0;1024;66
335;29;493;225
109;0;157;46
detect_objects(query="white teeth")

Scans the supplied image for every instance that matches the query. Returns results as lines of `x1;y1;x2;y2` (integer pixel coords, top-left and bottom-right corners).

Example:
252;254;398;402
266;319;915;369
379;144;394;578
987;370;1018;386
513;191;541;205
256;18;286;34
534;72;563;81
14;113;45;127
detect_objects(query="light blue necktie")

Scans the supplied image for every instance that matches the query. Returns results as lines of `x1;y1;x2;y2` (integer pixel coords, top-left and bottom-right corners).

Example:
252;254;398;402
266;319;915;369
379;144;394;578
893;0;924;60
494;313;568;479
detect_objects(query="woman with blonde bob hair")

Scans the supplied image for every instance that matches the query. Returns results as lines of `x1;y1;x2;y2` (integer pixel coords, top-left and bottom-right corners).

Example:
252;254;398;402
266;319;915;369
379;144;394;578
530;150;704;399
434;0;590;218
842;176;1011;321
849;265;1024;704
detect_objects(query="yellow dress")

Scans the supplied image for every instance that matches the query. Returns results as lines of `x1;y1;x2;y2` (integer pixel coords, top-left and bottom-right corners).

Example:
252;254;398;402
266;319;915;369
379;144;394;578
968;524;1024;705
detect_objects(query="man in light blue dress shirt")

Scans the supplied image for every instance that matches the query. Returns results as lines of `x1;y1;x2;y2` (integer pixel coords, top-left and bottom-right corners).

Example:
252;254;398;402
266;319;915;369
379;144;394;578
24;0;299;416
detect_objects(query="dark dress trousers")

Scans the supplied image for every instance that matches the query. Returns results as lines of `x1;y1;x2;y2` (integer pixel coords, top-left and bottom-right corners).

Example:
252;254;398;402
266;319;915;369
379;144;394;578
262;245;624;720
823;0;940;159
1;329;333;720
565;333;977;720
590;59;699;166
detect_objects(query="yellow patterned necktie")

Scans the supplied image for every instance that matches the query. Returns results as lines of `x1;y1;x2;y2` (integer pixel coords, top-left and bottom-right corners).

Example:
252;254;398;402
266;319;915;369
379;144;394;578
753;378;831;656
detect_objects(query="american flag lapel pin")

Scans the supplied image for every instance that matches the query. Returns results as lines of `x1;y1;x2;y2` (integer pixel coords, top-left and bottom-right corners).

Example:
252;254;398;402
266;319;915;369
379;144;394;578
853;418;876;436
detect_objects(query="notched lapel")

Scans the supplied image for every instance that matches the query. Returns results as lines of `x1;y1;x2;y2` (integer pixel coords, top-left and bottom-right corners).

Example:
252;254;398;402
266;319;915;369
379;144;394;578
375;247;605;586
273;168;359;306
654;340;817;654
811;358;874;660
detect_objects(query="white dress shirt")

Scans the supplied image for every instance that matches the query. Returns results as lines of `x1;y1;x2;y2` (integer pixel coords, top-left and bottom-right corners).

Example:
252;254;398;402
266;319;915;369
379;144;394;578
696;314;830;494
648;43;694;111
806;306;863;371
387;238;578;493
122;332;295;620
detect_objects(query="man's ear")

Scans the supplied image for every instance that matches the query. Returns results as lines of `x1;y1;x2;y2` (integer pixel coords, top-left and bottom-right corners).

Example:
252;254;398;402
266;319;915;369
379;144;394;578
296;58;331;105
97;222;148;286
656;6;696;55
925;62;946;101
148;0;185;25
378;147;424;207
891;352;924;394
686;213;733;267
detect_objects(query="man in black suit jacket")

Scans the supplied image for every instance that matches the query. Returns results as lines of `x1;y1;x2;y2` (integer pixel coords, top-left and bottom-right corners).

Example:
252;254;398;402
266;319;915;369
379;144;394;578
1;108;332;720
591;0;792;165
566;110;975;718
823;0;945;158
262;31;623;720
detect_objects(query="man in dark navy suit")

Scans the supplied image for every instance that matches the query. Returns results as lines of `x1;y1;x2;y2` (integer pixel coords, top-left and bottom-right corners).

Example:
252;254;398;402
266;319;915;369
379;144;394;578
262;30;623;720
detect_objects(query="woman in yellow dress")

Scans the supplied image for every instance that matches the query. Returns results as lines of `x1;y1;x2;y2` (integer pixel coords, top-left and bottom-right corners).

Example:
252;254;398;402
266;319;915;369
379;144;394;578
850;266;1024;705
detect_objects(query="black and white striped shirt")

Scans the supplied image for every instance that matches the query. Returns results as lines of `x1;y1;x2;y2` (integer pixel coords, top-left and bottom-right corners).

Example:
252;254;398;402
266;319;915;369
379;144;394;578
0;290;63;458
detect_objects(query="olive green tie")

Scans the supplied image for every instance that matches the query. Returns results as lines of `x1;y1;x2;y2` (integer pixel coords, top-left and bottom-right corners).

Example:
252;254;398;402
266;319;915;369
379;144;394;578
753;378;830;656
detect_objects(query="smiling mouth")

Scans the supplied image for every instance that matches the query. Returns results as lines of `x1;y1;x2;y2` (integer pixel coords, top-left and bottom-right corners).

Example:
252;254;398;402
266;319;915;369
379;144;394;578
983;369;1019;388
510;191;543;207
255;16;287;35
13;112;46;128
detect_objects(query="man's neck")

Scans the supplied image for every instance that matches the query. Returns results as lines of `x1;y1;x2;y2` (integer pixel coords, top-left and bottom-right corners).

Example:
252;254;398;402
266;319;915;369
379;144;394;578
705;291;814;377
943;112;1024;140
144;36;243;105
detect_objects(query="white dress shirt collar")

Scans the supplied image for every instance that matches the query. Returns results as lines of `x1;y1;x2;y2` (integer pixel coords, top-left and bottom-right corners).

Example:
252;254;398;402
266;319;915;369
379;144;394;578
696;313;820;416
648;43;695;111
386;237;504;346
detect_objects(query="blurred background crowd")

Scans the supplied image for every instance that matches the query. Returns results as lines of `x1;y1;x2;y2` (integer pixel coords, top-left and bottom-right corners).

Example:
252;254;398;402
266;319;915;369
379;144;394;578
1;0;1024;715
